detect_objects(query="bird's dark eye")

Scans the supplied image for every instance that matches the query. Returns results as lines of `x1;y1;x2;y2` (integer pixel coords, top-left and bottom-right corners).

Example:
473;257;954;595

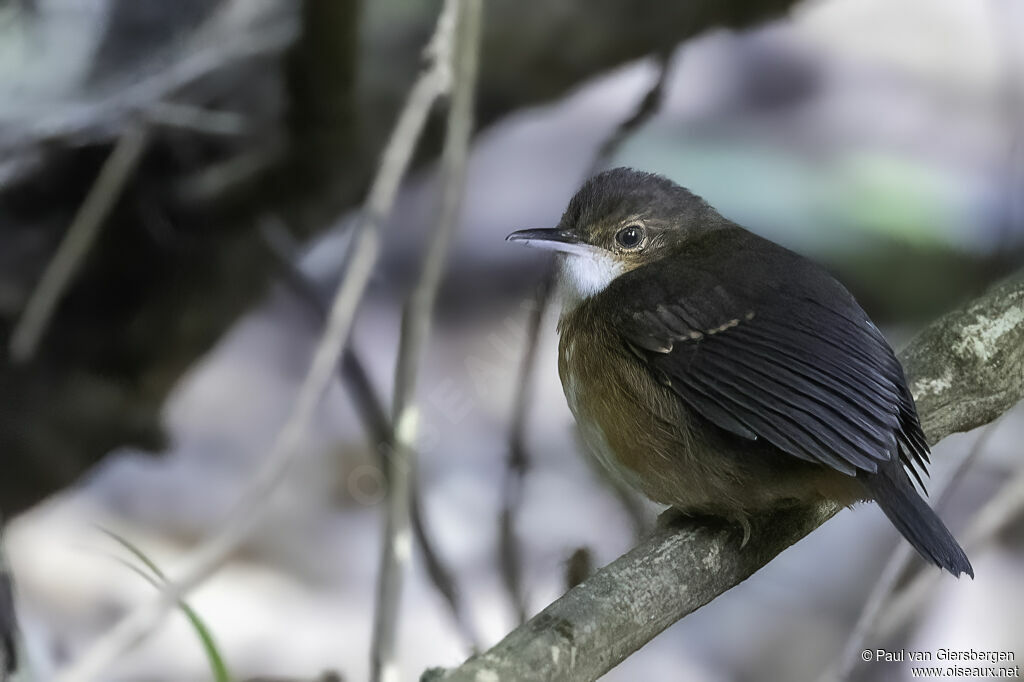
615;224;645;249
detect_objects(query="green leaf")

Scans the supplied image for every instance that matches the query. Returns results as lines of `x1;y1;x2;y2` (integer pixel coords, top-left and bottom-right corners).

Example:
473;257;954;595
99;528;231;682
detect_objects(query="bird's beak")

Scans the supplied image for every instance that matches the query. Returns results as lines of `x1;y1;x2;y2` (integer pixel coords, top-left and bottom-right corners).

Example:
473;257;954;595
506;228;583;254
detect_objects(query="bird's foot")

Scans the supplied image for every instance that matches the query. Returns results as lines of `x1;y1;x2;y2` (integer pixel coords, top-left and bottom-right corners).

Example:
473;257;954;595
657;507;725;531
736;515;752;549
657;508;752;549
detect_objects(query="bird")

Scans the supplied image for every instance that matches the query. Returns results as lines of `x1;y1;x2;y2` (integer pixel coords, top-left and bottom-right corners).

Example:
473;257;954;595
506;167;972;577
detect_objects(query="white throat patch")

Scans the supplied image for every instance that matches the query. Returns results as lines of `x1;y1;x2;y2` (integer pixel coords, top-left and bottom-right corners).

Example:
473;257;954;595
556;247;625;313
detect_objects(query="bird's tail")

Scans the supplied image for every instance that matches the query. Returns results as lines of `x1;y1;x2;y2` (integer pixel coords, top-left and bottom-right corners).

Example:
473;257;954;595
0;525;18;675
862;468;973;578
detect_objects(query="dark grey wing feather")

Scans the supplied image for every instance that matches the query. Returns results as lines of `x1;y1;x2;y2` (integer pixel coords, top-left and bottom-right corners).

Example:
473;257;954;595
609;257;927;480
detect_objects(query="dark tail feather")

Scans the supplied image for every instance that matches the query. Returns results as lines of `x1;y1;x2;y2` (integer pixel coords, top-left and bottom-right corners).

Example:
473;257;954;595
862;468;974;578
0;527;16;674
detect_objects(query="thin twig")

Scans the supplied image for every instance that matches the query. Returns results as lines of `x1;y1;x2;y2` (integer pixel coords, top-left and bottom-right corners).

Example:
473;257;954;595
589;49;674;176
496;50;674;622
498;273;553;625
0;22;296;152
52;4;458;679
370;1;482;680
876;423;1024;639
258;217;393;442
259;218;480;651
826;418;1002;682
987;0;1024;248
408;493;481;651
144;102;250;137
241;674;342;682
8;124;150;363
174;143;285;206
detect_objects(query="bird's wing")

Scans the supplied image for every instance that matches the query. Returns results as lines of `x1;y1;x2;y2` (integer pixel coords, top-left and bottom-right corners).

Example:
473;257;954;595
606;231;930;481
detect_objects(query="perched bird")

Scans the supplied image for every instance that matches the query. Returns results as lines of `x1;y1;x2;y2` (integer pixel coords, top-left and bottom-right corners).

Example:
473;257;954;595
507;168;972;577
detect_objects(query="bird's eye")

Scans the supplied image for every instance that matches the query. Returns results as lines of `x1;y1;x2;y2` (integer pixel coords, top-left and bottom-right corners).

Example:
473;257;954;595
615;224;645;249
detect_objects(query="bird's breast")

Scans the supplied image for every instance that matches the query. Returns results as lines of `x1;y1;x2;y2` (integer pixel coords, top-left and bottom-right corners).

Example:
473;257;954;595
557;310;695;503
559;336;645;491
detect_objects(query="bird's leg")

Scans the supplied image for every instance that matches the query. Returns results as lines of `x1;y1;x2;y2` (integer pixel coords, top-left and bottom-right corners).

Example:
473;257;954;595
656;506;689;528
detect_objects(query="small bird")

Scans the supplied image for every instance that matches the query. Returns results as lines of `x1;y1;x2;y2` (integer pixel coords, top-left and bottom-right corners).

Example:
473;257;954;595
507;168;972;577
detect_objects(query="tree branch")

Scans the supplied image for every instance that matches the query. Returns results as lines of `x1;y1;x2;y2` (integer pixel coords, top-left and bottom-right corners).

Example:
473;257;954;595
426;267;1024;682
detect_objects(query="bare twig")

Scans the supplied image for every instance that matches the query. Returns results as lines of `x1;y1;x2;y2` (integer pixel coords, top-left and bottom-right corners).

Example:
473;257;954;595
826;418;1002;682
426;269;1024;682
52;3;459;678
259;218;480;651
988;0;1024;248
589;49;674;176
496;50;673;622
0;22;296;152
242;673;342;682
876;423;1024;639
175;143;285;206
370;1;483;680
8;124;150;363
498;273;553;625
258;217;392;443
144;102;250;137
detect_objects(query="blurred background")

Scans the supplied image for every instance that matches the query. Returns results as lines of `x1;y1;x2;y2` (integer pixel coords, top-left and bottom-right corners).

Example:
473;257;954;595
1;0;1023;680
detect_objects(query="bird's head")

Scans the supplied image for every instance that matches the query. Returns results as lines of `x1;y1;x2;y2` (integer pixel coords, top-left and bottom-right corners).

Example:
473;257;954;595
507;167;724;310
